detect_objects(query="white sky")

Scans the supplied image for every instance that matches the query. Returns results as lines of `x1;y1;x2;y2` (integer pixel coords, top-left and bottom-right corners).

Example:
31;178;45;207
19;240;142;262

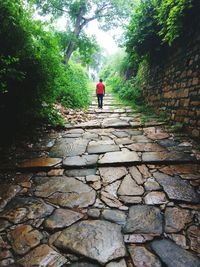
56;17;121;55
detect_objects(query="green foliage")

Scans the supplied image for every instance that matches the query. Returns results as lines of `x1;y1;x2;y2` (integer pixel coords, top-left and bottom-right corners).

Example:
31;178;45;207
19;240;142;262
58;62;89;108
156;0;193;45
125;0;195;61
126;0;162;59
0;0;90;134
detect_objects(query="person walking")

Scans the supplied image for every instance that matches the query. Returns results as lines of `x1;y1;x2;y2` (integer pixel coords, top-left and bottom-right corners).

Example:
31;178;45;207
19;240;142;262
96;79;105;109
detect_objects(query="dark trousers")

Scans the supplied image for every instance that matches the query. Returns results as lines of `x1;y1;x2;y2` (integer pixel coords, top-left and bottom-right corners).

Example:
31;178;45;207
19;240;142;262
97;94;104;108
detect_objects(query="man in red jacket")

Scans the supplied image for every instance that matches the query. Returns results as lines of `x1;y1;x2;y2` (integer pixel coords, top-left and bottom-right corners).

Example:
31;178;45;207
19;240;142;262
96;79;105;109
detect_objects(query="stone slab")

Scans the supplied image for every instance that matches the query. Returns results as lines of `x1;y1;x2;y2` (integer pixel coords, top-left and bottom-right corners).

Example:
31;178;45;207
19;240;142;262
54;220;126;265
102;209;127;225
50;139;88;157
0;197;54;224
99;167;128;185
34;176;96;208
44;209;84;229
124;205;163;235
98;151;140;165
17;158;62;169
18;244;67;267
8;225;43;255
150;239;200;267
102;118;129;128
142;151;196;163
154;172;200;203
87;140;120;154
63;155;99;167
118;174;144;196
128;245;162;267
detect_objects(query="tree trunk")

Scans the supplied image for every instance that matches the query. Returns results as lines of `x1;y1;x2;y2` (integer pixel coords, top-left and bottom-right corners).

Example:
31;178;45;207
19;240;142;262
64;5;85;64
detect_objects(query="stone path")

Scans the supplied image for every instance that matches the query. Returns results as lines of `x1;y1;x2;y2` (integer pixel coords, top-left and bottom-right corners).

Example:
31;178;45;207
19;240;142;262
0;93;200;266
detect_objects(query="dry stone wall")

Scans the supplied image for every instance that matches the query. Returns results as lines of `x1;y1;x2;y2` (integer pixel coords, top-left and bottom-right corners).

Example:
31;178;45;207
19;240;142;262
143;28;200;138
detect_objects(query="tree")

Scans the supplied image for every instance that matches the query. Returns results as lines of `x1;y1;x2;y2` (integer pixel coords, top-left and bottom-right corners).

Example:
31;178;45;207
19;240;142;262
33;0;135;64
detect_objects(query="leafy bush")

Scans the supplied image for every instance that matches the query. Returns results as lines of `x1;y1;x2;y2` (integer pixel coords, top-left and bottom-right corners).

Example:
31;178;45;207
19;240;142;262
125;0;196;61
0;0;90;136
58;62;89;109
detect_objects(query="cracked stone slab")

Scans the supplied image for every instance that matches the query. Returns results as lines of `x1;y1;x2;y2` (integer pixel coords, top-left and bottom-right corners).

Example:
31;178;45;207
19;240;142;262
50;139;88;157
150;239;200;267
87;140;120;154
128;245;162;267
8;225;43;255
129;166;145;185
118;174;144;196
44;209;84;229
63;155;99;167
154;172;200;203
142;151;196;163
34;176;96;208
18;244;67;267
99;167;128;185
124;205;163;235
0;197;54;224
98;151;140;165
17;158;62;169
54;220;126;265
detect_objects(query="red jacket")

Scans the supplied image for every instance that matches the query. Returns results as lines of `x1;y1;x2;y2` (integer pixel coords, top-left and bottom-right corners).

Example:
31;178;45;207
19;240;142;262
96;82;105;95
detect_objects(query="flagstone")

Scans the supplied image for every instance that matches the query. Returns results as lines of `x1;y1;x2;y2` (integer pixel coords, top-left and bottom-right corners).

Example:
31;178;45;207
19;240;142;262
34;176;96;208
164;207;192;233
128;245;162;267
118;174;144;196
187;225;200;253
44;209;84;229
126;143;165;152
98;151;140;165
8;225;43;255
154;172;200;203
150;239;200;267
17;158;62;169
99;167;128;185
0;185;21;210
129;166;145;185
65;168;96;177
124;205;163;235
54;220;126;265
106;259;127;267
87;140;119;154
102;118;129;128
50;139;88;157
63;154;98;167
124;234;155;243
101;209;127;225
142;151;196;163
144;192;167;205
119;196;142;204
0;197;54;224
18;244;67;267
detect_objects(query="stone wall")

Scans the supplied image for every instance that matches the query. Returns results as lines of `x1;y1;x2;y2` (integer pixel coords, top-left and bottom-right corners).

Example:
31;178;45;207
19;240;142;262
143;25;200;138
